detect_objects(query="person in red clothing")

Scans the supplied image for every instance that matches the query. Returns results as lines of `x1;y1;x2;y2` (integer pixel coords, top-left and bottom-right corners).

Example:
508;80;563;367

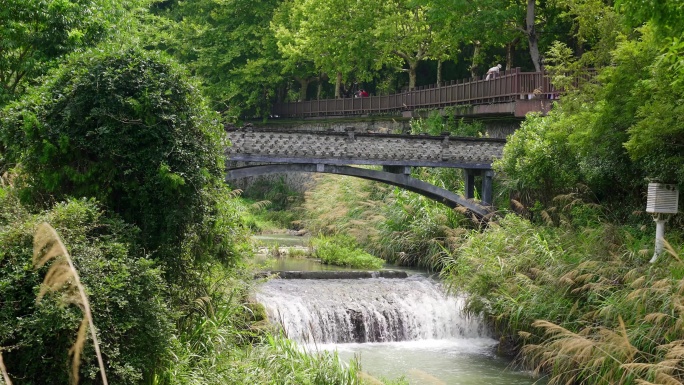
359;89;369;97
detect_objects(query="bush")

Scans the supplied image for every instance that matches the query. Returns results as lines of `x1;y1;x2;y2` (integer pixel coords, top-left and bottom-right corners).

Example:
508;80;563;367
0;194;173;385
0;44;247;287
311;235;384;269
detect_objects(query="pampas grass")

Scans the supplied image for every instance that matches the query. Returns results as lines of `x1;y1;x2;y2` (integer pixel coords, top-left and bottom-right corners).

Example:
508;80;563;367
32;222;108;385
0;352;11;385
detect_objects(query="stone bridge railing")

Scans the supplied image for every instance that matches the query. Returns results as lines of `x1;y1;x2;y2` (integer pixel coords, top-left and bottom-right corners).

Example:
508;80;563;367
225;128;506;169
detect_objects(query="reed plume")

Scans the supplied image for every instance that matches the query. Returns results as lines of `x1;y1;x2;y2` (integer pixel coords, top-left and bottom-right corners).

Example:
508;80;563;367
0;351;12;385
33;222;108;385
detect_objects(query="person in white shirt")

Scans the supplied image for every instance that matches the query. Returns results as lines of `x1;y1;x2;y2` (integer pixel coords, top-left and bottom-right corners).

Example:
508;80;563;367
485;64;502;80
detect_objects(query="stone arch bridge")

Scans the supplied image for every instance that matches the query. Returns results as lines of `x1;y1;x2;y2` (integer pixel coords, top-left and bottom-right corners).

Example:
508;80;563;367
225;127;505;217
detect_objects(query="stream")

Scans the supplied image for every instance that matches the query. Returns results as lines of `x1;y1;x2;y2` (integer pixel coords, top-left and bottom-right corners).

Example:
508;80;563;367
254;234;545;384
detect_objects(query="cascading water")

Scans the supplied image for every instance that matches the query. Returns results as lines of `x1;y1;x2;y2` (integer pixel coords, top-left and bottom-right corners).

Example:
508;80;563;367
256;275;488;344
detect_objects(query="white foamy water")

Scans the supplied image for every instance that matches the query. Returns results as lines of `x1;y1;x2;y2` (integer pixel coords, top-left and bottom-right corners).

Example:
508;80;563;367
256;274;544;384
256;276;488;344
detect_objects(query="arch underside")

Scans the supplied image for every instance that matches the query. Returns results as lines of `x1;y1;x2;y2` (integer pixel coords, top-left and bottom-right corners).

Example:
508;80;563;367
226;164;491;217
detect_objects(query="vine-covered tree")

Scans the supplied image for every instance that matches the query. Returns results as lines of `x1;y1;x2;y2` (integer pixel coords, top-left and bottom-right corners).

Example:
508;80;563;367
0;45;247;286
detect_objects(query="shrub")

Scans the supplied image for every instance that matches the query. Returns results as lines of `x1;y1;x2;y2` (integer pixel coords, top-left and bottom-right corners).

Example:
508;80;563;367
311;235;384;269
0;44;247;287
0;194;173;385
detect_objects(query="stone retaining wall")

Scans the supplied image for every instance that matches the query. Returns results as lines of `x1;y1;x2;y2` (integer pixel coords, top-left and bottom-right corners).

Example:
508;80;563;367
254;270;409;279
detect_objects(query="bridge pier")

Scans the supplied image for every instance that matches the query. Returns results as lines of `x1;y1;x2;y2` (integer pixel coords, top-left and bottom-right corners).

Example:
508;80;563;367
464;169;494;206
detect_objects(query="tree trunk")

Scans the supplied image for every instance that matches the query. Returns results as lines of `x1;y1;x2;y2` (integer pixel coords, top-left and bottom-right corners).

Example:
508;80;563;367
317;72;328;100
506;37;520;71
408;61;418;90
335;72;342;98
437;60;443;85
297;77;309;101
470;41;481;78
526;0;542;72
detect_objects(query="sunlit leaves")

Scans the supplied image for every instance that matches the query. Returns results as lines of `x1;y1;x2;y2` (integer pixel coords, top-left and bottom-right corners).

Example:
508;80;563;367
0;0;153;105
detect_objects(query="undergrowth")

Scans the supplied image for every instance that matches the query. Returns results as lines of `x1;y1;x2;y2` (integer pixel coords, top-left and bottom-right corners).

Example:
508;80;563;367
441;210;684;385
0;182;382;385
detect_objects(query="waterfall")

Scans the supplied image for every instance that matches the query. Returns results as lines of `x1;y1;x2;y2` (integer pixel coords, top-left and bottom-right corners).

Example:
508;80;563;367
256;276;488;344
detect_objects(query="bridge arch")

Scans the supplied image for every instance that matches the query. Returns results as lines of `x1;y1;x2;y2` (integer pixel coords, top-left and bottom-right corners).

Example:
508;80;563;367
226;164;493;217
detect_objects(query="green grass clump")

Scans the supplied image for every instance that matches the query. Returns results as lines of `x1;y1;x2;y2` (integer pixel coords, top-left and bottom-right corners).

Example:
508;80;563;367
311;235;385;269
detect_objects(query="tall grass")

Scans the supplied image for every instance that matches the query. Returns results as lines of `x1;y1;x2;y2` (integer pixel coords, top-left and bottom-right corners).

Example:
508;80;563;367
441;207;684;384
303;174;388;243
302;171;471;269
32;222;109;385
0;352;11;385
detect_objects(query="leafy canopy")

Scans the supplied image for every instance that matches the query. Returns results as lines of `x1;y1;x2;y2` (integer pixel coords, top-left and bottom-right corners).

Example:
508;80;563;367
1;45;246;285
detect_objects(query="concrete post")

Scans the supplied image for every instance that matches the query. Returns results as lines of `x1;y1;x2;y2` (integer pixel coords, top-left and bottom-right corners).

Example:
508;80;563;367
650;216;666;263
345;126;355;141
481;170;494;205
463;169;477;199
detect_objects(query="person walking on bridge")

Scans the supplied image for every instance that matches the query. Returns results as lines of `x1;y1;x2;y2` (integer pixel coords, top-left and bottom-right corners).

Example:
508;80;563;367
485;64;502;80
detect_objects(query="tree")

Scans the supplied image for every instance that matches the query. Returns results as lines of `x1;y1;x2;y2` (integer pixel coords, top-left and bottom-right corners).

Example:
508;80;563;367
272;0;378;98
1;45;246;286
617;12;684;186
168;0;285;118
433;0;522;74
271;1;323;101
372;0;451;90
0;0;151;106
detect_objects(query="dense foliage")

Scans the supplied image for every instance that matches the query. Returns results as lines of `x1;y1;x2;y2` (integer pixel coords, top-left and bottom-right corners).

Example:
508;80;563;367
495;19;684;217
151;0;624;118
1;0;684;383
0;0;153;105
0;194;173;385
311;235;385;269
0;46;247;288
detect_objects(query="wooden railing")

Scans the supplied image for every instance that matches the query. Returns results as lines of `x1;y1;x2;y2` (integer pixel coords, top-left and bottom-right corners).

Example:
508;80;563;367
271;68;560;118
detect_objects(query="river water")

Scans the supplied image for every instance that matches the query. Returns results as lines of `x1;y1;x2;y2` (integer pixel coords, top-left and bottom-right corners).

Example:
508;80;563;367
254;235;545;384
